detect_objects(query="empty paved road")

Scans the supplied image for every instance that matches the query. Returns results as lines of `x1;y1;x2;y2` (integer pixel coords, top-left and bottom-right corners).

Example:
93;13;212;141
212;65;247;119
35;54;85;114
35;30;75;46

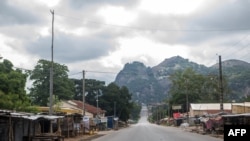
93;106;223;141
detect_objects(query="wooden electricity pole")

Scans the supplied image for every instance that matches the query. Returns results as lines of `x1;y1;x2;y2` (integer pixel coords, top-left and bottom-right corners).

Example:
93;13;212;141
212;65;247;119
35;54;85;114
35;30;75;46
49;10;54;115
82;70;85;116
219;55;224;112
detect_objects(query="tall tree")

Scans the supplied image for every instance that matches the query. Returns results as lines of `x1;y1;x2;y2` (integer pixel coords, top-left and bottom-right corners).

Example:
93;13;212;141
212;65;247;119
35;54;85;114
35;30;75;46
168;68;230;112
29;59;74;106
169;68;209;112
72;78;105;106
72;78;140;122
118;86;133;122
130;102;141;121
99;83;120;116
99;83;133;122
0;59;36;112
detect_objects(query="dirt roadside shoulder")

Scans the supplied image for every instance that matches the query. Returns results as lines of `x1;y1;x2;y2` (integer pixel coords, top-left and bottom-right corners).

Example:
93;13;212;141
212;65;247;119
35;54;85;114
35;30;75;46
64;130;117;141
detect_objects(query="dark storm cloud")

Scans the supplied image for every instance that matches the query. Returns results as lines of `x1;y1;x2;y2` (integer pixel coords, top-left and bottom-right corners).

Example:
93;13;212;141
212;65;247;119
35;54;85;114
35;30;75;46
27;32;117;63
0;0;41;25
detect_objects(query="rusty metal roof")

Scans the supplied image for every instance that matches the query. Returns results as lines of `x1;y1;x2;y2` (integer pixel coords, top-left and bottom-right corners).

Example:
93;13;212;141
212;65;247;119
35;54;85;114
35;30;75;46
0;109;64;120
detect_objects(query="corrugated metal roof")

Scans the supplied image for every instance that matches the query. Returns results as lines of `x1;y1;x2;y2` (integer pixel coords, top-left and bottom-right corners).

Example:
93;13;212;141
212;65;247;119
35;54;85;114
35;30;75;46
0;109;32;117
222;113;250;117
190;103;232;110
232;102;250;107
69;100;106;114
0;109;64;120
22;115;64;120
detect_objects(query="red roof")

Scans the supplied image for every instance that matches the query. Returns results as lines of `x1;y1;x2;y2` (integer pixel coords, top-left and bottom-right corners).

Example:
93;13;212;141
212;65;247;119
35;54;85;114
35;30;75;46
70;100;106;114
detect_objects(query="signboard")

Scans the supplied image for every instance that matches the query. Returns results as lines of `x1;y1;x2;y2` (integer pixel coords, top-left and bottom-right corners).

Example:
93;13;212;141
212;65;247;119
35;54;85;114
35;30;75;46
173;112;181;119
100;117;107;123
94;117;101;124
172;105;182;110
83;116;90;129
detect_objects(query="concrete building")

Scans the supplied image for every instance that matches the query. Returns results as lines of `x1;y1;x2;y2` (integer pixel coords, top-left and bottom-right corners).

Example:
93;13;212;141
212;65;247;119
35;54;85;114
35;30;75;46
231;102;250;114
189;103;232;117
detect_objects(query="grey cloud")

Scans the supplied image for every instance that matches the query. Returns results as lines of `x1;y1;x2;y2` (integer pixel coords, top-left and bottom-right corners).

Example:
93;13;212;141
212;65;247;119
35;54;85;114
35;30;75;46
27;32;118;63
68;0;140;9
190;1;250;30
0;0;41;26
129;1;250;46
54;0;141;34
0;25;39;40
179;0;250;45
131;12;187;44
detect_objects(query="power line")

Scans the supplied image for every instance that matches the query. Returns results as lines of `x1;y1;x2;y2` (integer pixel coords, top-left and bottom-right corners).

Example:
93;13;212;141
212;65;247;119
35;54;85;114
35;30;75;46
55;12;250;32
221;33;250;60
69;70;117;77
68;72;82;76
55;11;250;64
86;70;117;74
219;34;249;57
12;66;117;78
13;67;31;72
234;43;250;61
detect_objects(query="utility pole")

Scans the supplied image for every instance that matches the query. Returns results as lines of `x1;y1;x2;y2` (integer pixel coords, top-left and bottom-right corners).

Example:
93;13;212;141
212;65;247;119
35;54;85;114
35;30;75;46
96;91;99;117
185;79;189;123
114;101;116;117
82;70;85;116
219;55;224;112
49;10;54;116
168;99;170;117
49;9;54;135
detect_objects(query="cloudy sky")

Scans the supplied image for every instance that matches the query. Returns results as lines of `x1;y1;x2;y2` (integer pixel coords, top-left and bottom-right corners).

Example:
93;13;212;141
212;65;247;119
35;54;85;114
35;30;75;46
1;0;250;85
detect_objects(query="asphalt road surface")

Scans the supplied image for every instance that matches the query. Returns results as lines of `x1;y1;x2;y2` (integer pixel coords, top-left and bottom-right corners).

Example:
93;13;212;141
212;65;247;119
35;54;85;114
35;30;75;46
93;106;223;141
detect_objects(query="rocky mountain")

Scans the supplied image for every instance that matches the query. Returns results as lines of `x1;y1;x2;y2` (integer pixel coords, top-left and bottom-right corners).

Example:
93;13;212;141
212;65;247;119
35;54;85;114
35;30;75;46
114;56;250;104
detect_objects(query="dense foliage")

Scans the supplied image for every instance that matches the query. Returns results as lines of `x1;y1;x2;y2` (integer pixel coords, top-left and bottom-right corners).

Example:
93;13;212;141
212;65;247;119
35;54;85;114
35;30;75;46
0;58;140;121
72;78;105;106
148;104;168;123
0;59;37;112
98;83;133;122
72;78;140;122
130;102;141;122
168;68;230;113
29;59;74;106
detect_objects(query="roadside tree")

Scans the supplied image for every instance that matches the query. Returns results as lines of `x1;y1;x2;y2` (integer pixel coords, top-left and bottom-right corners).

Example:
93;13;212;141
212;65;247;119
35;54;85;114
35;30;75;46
0;59;36;112
29;59;74;106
